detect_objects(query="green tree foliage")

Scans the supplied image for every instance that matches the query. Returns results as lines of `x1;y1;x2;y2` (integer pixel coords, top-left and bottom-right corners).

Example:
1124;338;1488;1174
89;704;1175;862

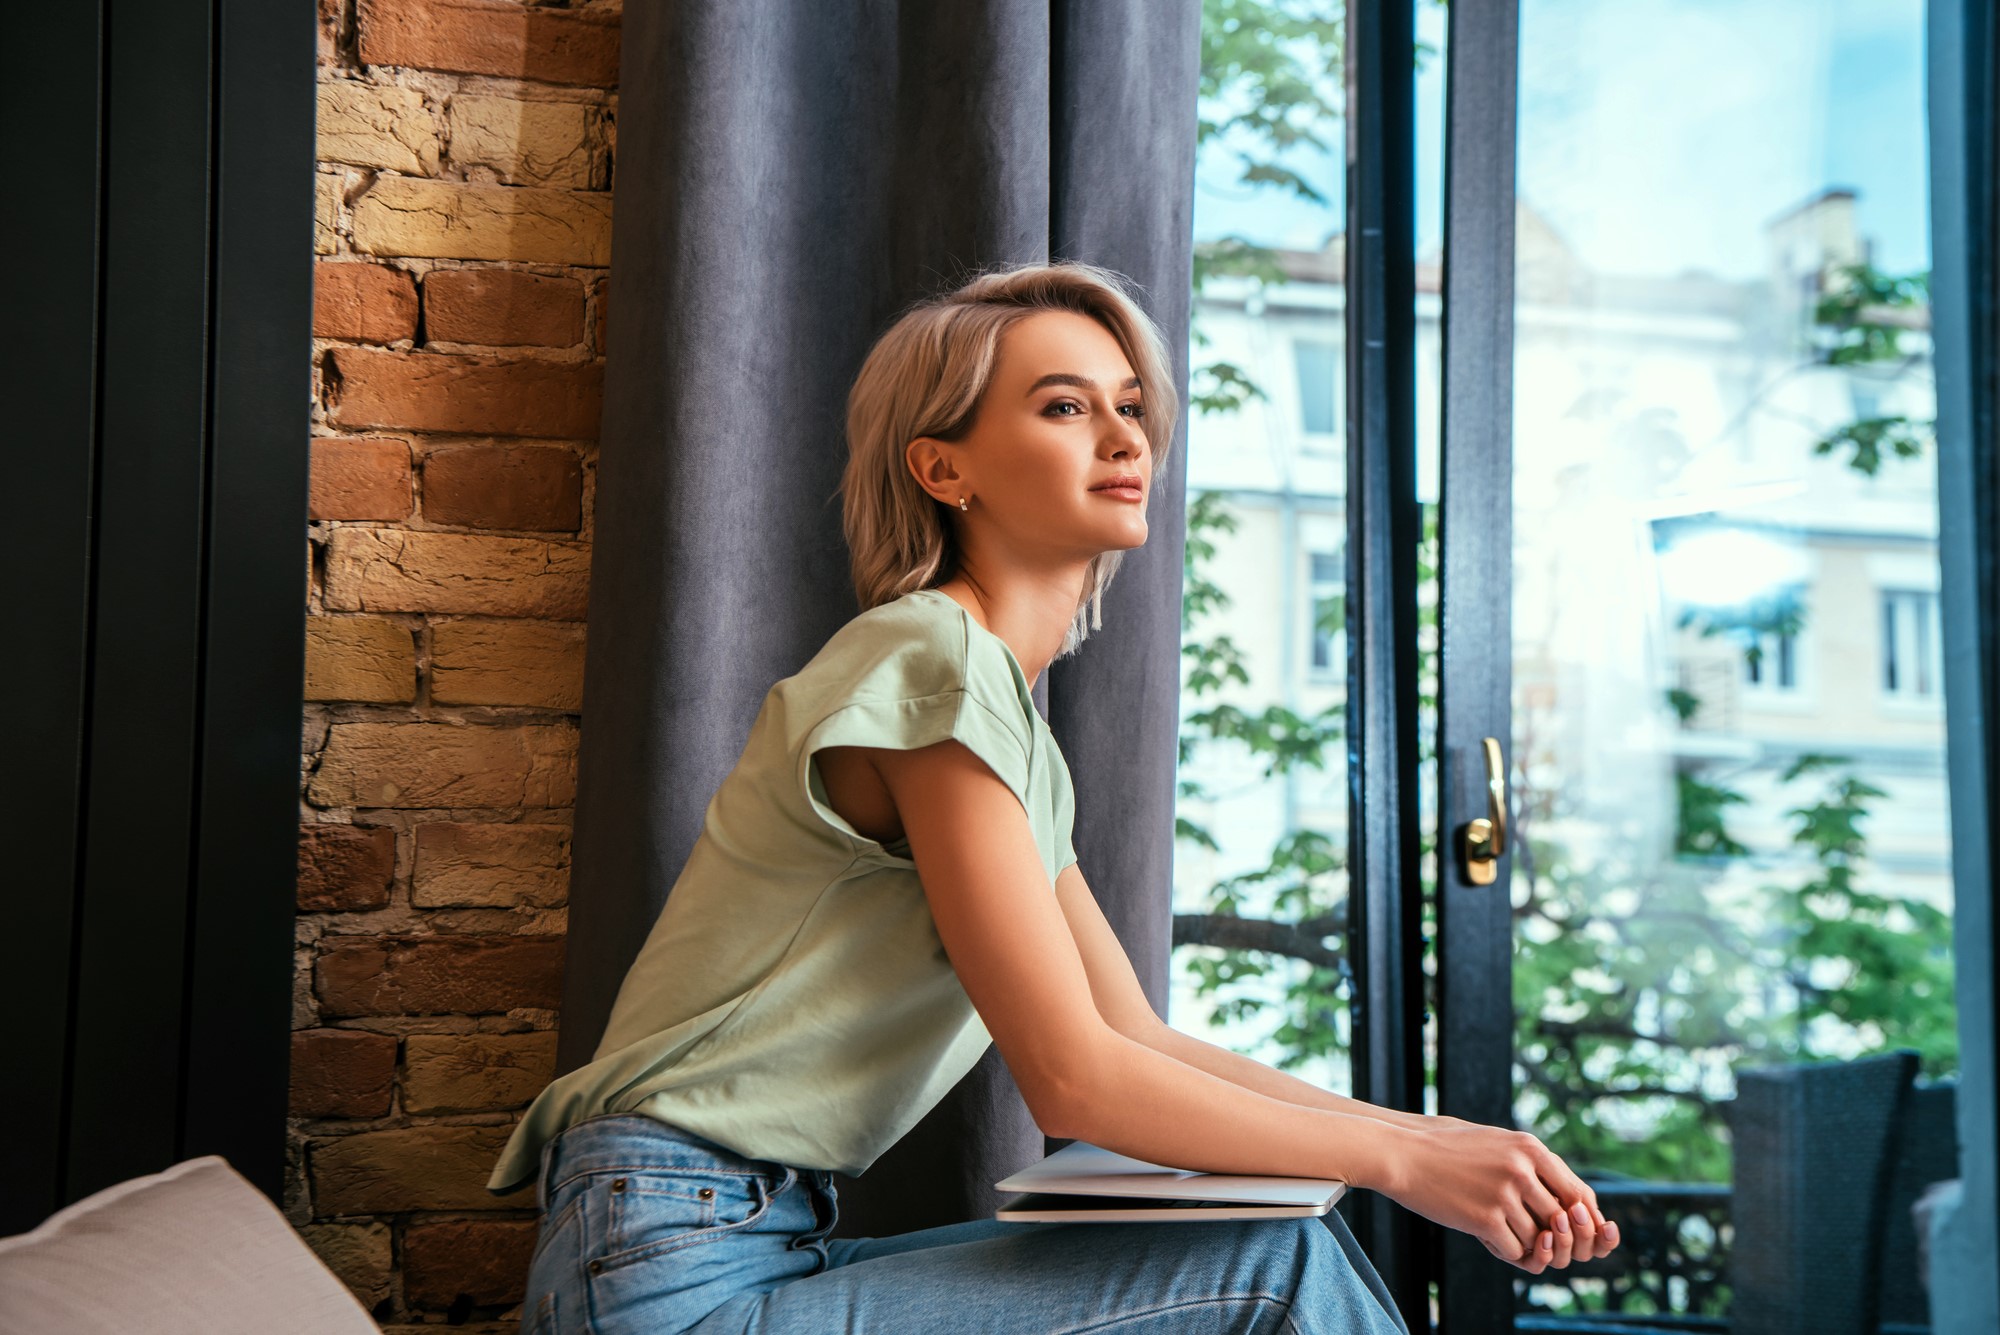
1176;491;1352;1070
1197;1;1344;206
1189;1;1344;413
1810;261;1935;473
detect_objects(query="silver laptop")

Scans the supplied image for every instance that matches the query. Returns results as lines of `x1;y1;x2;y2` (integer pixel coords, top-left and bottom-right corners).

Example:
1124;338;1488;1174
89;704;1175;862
992;1141;1346;1223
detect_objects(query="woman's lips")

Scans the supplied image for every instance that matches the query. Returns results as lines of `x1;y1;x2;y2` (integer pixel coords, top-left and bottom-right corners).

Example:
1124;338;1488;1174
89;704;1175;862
1091;485;1145;502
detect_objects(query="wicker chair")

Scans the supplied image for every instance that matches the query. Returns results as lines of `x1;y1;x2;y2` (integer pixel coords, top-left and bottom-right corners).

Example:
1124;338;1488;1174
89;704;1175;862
1521;1050;1957;1335
1725;1049;1922;1335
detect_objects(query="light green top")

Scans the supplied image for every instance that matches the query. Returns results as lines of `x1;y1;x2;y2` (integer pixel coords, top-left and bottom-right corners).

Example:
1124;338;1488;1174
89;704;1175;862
486;587;1078;1195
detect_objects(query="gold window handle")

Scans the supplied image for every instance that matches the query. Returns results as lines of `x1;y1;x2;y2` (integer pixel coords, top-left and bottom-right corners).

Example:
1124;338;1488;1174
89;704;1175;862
1462;736;1508;886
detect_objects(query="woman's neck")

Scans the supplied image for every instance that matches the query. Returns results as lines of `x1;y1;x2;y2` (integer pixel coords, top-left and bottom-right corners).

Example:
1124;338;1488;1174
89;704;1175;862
928;568;1087;689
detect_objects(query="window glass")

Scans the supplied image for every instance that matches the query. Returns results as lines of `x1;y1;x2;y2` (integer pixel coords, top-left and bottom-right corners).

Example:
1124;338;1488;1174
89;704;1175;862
1173;1;1353;1094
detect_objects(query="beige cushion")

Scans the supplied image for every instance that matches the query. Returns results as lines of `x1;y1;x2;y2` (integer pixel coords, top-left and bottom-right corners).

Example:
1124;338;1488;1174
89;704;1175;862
0;1155;377;1335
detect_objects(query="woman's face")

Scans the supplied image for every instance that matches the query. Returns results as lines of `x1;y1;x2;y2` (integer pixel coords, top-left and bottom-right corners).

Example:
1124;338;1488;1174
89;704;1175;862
924;309;1153;562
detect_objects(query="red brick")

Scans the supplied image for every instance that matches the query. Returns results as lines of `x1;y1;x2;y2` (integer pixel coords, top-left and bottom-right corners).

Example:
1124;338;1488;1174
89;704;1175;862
309;437;413;522
321;529;590;620
315;935;564;1016
592;278;608;354
306;718;580;807
290;1028;398;1118
357;0;619;86
314;262;419;344
424;268;584;348
298;822;397;912
428;620;584;711
311;1124;525;1214
305;613;418;705
422;445;582;531
403;1218;536;1309
325;348;602;439
318;0;343;63
403;1032;557;1113
411;822;569;908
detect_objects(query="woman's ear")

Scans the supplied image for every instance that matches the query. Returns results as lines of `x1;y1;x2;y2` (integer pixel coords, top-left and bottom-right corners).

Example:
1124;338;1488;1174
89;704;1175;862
905;436;965;507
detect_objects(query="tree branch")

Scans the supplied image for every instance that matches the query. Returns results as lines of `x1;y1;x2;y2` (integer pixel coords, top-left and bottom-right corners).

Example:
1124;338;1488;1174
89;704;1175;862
1172;911;1347;971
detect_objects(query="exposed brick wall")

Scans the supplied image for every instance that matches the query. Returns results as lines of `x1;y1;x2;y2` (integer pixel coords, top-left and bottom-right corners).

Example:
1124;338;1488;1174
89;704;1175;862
297;2;616;1327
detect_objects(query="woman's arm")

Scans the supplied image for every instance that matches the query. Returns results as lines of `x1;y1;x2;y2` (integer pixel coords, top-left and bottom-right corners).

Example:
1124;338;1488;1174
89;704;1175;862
1051;860;1611;1240
866;738;1618;1273
1049;862;1424;1130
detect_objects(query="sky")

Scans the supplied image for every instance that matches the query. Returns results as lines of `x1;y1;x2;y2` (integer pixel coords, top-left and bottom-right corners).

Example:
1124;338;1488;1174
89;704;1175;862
1193;0;1933;281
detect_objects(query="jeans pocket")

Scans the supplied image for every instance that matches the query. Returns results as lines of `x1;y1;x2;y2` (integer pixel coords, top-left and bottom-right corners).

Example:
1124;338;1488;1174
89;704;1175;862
595;1166;783;1273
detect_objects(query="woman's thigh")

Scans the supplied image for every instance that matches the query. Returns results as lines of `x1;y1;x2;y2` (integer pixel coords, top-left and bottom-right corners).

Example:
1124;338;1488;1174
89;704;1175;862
693;1210;1410;1335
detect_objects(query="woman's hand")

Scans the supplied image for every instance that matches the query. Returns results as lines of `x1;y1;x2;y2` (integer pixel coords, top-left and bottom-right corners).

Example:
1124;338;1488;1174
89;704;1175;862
1374;1116;1620;1273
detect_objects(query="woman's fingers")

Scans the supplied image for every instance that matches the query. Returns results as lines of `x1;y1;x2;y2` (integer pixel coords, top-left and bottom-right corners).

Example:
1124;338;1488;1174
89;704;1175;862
1478;1234;1519;1268
1582;1190;1608;1235
1563;1198;1602;1261
1547;1208;1575;1269
1534;1142;1582;1191
1504;1206;1543;1262
1485;1228;1546;1274
1484;1206;1537;1269
1535;1144;1608;1234
1521;1177;1566;1233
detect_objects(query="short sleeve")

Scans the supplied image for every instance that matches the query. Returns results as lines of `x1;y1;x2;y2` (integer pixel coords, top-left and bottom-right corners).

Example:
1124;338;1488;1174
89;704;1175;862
1047;730;1080;875
793;613;1037;860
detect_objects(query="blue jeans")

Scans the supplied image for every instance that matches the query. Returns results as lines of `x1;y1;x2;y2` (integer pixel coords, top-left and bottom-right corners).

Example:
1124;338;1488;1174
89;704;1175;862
521;1113;1412;1334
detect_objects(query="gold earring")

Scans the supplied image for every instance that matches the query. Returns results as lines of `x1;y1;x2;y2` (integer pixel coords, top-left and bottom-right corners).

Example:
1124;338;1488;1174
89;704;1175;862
958;495;969;511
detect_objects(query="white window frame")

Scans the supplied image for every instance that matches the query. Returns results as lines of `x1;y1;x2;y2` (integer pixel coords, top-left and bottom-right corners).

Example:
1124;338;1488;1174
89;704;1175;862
1880;586;1945;707
1737;582;1815;714
1306;546;1345;684
1290;334;1343;455
1869;551;1946;712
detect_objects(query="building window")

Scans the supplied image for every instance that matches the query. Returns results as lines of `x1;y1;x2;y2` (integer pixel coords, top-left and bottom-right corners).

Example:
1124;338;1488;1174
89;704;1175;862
1293;337;1339;438
1308;549;1344;678
1881;589;1942;700
1744;627;1800;692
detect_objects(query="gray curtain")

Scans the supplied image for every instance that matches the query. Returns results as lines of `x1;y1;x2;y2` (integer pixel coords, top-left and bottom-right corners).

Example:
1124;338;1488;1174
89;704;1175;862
561;0;1200;1236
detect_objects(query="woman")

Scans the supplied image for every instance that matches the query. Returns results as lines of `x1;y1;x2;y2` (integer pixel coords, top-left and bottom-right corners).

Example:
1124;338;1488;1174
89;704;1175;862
488;261;1619;1334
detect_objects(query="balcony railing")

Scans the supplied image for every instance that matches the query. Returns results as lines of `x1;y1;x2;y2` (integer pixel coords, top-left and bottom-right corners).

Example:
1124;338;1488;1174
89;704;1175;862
1515;1181;1732;1332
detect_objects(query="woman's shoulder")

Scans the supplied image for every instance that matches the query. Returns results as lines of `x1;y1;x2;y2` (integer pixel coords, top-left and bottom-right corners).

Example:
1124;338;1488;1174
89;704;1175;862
779;588;967;703
779;588;1026;728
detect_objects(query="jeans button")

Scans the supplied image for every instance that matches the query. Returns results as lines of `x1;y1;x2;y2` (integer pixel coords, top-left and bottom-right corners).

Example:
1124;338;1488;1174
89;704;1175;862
611;1178;627;1193
698;1187;715;1200
588;1259;604;1275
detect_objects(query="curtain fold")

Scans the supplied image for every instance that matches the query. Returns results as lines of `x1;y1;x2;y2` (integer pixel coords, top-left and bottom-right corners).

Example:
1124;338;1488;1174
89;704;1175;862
563;0;1200;1234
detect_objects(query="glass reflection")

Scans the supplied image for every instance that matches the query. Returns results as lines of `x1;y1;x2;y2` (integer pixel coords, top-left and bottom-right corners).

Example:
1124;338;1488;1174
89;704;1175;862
1506;0;1954;1325
1172;1;1355;1094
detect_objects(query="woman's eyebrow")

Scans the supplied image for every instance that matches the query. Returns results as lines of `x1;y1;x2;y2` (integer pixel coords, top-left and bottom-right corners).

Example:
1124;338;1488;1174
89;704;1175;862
1023;373;1143;396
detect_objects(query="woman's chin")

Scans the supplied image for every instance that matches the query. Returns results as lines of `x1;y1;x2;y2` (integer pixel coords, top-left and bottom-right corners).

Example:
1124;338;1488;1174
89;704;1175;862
1056;518;1148;559
1093;528;1148;556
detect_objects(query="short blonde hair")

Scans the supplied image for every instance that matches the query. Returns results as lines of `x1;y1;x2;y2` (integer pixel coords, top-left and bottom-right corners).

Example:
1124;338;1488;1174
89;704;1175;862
840;260;1178;659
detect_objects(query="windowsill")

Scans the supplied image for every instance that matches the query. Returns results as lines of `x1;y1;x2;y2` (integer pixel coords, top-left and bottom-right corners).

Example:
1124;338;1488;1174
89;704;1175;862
1739;690;1819;716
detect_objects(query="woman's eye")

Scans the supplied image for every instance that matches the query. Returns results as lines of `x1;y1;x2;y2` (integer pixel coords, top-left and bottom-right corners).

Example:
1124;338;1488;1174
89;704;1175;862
1044;400;1145;419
